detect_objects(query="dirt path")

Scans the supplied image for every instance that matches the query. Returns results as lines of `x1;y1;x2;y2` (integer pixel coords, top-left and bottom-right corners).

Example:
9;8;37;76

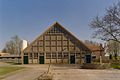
52;68;120;80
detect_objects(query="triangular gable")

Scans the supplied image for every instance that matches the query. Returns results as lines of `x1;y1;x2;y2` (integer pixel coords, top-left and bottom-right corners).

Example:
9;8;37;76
23;22;91;53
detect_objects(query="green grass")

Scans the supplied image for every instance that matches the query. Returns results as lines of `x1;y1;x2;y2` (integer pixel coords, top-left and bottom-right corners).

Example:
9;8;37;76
111;64;120;69
0;66;24;75
5;62;22;65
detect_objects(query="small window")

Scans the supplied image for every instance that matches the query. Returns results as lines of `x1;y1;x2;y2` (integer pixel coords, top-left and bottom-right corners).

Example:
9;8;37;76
34;53;38;59
30;53;32;59
63;53;68;59
58;52;62;59
24;53;28;56
52;53;56;59
46;53;51;59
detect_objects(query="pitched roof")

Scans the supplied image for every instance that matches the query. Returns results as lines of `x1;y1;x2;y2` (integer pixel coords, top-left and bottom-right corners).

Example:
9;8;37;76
85;43;104;51
23;22;91;52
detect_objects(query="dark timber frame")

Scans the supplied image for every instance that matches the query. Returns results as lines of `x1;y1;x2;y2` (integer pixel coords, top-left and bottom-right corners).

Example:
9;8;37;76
22;22;92;64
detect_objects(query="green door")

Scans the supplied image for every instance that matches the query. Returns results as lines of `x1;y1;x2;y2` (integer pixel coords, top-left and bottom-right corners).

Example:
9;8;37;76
70;55;75;64
85;55;91;63
39;56;44;64
24;56;28;64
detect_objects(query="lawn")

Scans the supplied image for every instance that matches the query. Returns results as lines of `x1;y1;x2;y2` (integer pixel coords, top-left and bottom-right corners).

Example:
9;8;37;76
0;66;24;75
111;64;120;69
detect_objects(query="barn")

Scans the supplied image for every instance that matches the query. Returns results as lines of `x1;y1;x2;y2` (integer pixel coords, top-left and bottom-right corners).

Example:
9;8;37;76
22;22;93;64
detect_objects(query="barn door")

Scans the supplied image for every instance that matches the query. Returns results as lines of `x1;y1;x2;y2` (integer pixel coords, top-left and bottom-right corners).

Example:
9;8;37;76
39;56;44;64
24;56;28;64
85;55;91;63
70;55;75;64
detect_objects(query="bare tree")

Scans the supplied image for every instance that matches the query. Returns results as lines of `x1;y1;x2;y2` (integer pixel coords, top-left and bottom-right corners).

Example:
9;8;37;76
4;35;21;55
106;40;120;60
90;2;120;43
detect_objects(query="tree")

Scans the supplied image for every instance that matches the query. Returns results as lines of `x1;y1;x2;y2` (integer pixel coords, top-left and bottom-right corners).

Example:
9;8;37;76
90;2;120;43
106;40;120;60
4;35;21;55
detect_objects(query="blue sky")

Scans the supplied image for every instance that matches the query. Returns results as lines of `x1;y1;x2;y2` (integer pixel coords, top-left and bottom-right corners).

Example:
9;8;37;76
0;0;118;50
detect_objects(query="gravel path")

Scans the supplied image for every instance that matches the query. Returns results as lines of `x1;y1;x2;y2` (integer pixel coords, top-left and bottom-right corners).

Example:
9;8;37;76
52;68;120;80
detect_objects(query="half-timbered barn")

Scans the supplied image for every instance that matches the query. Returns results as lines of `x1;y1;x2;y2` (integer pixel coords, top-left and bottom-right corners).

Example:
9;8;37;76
22;22;92;64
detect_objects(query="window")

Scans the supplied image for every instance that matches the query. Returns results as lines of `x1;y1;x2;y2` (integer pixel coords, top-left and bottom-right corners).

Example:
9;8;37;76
30;53;32;59
63;53;68;59
52;53;56;59
58;52;62;59
46;53;51;59
24;53;28;56
34;53;38;59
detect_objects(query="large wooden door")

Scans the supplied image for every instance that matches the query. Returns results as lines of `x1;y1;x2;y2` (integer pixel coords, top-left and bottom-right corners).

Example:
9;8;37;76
39;56;44;64
85;55;91;63
70;55;75;64
24;56;28;64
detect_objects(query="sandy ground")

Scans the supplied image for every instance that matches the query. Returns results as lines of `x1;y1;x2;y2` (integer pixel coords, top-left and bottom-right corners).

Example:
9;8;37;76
0;62;120;80
52;68;120;80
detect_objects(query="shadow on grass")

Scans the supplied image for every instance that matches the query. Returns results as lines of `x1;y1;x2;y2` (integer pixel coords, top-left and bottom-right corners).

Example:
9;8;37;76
5;62;22;65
